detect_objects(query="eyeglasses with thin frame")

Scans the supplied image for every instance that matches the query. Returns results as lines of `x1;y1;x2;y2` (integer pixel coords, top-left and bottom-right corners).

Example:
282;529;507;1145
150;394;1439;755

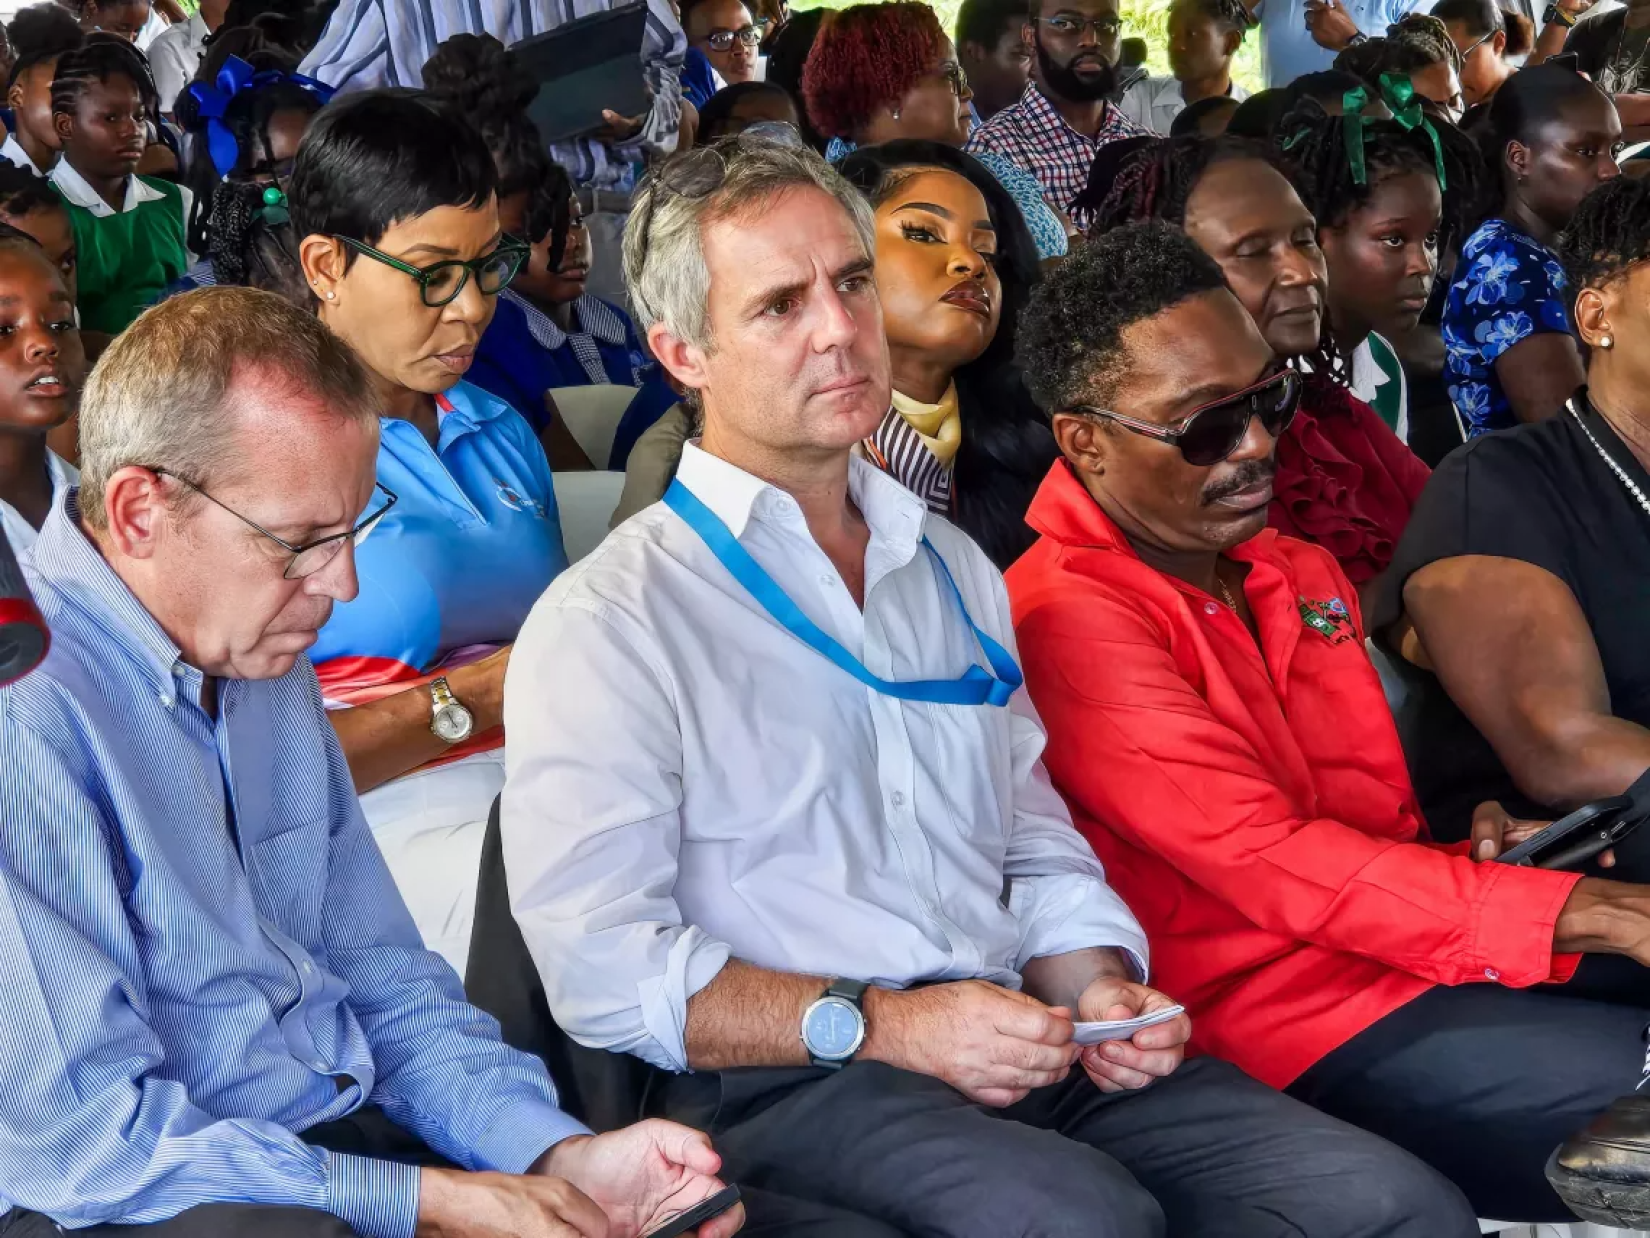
704;24;763;48
153;468;400;579
1037;14;1123;39
935;60;970;97
1459;29;1494;57
336;236;529;308
1065;368;1302;467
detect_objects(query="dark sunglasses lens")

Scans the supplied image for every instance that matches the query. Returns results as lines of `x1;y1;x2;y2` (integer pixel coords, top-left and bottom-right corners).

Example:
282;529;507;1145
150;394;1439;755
1177;400;1251;466
1259;371;1302;435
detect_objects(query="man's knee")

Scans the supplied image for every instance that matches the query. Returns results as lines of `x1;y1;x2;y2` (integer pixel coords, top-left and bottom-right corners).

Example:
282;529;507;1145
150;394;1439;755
959;1142;1167;1238
1312;1137;1480;1238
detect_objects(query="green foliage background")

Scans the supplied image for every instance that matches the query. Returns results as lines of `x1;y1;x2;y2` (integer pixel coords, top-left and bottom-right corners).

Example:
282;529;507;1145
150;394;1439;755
793;0;1265;93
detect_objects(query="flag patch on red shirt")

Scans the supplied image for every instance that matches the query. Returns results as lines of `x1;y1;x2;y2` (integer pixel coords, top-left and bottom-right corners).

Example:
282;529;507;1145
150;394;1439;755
1298;595;1356;644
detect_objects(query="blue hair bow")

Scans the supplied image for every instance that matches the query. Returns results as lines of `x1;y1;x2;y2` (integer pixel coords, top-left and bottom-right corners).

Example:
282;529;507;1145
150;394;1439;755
186;56;335;178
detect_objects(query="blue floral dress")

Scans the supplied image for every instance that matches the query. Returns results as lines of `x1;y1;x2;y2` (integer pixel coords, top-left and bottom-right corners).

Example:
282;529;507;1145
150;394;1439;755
1442;219;1572;437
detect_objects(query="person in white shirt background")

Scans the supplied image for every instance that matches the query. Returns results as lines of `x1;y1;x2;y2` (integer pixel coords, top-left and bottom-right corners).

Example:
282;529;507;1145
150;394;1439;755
2;3;84;176
1119;0;1251;134
148;0;228;112
0;227;85;555
499;134;1481;1238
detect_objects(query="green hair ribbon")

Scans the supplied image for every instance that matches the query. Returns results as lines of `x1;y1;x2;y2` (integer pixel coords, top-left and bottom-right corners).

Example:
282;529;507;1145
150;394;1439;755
1341;73;1447;191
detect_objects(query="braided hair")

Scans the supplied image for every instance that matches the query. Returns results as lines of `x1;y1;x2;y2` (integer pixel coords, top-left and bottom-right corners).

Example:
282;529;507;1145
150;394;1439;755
420;33;549;204
1386;13;1463;74
1277;95;1479;251
1557;176;1650;295
176;68;327;255
204;178;307;303
50;31;155;119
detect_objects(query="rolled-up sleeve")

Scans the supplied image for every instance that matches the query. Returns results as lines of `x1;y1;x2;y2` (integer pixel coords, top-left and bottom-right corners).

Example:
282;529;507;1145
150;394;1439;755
622;0;687;159
502;596;731;1073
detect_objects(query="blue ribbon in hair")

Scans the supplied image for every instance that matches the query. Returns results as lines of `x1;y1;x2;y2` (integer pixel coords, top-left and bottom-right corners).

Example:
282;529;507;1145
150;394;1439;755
186;56;336;178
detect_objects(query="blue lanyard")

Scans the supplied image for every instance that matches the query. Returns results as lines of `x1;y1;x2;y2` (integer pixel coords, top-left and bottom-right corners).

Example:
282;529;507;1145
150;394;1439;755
664;479;1022;707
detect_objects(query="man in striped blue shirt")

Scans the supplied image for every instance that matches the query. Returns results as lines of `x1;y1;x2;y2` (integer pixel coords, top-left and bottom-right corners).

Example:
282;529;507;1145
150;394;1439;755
299;0;687;192
0;288;742;1238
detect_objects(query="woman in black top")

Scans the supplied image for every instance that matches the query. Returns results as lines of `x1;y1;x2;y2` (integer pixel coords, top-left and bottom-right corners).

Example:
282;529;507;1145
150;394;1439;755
1378;175;1650;842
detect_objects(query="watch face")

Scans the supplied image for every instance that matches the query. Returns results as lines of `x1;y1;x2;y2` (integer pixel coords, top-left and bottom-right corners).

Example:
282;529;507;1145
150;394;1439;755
803;997;863;1060
432;703;474;743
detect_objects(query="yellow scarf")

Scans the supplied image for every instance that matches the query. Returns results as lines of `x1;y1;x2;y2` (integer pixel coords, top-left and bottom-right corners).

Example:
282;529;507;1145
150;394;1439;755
891;383;962;468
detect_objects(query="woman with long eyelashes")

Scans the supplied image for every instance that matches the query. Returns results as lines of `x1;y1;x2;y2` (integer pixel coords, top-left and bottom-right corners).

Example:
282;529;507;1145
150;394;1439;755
292;90;567;970
841;140;1055;568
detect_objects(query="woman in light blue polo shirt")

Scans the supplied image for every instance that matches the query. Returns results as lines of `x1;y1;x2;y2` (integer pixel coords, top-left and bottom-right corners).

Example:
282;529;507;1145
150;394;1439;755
292;90;567;971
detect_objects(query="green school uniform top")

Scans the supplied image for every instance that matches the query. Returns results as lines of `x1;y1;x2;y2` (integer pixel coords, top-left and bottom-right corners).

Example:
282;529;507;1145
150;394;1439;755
50;161;187;335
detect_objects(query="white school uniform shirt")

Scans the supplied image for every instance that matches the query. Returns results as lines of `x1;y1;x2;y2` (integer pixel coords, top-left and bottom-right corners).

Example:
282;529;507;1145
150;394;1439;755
49;158;169;218
1;451;76;554
501;442;1149;1073
149;11;211;113
0;135;43;177
1117;76;1249;136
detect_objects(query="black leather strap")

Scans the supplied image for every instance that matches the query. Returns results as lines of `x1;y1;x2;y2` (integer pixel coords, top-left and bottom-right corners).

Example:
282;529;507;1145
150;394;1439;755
824;978;869;1007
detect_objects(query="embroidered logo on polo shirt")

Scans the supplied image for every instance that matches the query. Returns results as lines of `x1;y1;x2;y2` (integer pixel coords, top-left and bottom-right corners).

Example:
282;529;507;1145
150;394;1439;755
494;479;547;519
1298;595;1355;645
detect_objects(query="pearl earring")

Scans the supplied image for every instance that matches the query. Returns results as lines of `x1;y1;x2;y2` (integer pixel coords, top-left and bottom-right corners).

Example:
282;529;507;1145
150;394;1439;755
325;291;336;300
1601;334;1614;349
891;107;901;119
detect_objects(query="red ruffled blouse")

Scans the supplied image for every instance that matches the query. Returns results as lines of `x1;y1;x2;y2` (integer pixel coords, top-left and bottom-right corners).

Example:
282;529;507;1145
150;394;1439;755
1269;375;1431;585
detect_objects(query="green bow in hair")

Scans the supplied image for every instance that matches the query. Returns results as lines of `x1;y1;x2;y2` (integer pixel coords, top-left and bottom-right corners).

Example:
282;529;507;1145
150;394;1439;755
258;184;291;227
1340;73;1448;191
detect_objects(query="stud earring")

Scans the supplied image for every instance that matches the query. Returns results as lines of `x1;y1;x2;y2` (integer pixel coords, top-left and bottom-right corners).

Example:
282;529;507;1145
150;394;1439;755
891;107;901;119
1601;334;1614;349
325;291;336;300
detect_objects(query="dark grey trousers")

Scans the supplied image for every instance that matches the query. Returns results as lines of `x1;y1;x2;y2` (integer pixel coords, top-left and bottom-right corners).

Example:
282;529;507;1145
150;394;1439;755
656;1055;1482;1238
0;1106;882;1237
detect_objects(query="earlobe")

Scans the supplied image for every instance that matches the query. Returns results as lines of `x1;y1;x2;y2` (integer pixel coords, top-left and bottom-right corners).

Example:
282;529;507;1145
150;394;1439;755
101;467;167;562
298;233;345;305
1505;139;1529;182
1572;287;1614;351
51;112;73;145
1051;412;1107;476
647;323;711;394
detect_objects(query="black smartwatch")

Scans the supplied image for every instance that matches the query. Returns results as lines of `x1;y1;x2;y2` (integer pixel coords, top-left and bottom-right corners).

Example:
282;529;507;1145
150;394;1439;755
1345;30;1368;45
1544;3;1577;27
800;979;869;1069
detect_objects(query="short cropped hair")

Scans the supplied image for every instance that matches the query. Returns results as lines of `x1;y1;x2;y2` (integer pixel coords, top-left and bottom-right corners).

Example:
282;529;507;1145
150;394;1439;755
622;136;875;351
288;89;496;265
956;0;1025;50
78;287;379;525
802;3;946;140
1015;219;1229;413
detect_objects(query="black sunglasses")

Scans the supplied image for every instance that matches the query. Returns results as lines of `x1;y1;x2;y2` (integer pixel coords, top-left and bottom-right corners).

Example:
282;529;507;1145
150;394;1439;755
1067;368;1301;467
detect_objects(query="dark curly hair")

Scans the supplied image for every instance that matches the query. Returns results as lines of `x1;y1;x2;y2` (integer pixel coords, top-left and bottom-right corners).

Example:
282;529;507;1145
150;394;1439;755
1277;96;1479;247
840;139;1052;567
6;3;82;89
204;178;309;304
1016;219;1230;414
175;66;327;255
801;2;945;140
1557;176;1650;296
765;6;828;149
50;31;155;118
1173;0;1253;34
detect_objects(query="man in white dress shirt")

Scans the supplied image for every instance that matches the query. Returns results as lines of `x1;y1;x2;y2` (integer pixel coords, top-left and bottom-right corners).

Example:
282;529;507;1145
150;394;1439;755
500;136;1480;1237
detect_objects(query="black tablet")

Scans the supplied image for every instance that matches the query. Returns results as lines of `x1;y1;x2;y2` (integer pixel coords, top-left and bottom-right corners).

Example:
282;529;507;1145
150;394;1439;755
514;2;652;143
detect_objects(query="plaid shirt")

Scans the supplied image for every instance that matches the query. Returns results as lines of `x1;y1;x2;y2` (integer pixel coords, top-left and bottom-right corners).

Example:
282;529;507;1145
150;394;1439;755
965;81;1146;221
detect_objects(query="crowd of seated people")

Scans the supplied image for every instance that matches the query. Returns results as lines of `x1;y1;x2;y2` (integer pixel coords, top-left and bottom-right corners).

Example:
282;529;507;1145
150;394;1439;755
11;0;1650;1235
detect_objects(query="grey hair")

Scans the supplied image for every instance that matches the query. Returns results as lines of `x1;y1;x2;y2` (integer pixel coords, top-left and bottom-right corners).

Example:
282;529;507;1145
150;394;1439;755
622;137;877;351
78;286;380;527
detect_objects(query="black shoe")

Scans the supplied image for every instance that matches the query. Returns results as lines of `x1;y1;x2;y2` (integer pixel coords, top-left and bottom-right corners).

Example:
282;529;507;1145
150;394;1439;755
1548;1092;1650;1227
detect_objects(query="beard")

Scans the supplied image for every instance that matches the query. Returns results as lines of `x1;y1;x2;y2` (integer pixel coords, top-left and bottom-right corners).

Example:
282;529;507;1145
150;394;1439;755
1034;30;1117;102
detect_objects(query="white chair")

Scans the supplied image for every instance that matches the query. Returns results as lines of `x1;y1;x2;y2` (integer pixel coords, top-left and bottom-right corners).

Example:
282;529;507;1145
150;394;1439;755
553;470;626;564
550;384;634;469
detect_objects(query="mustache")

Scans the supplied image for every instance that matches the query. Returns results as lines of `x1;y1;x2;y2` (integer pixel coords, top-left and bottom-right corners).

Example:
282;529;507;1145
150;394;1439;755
1201;458;1276;505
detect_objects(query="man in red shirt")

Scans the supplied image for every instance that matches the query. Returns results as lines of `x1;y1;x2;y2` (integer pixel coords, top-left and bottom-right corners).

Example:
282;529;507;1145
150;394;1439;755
1005;220;1650;1226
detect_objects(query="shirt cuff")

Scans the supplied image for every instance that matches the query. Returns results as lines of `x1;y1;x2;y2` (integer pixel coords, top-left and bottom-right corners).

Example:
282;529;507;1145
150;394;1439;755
1010;873;1152;982
1473;859;1585;986
323;1152;422;1238
638;928;734;1072
469;1100;594;1176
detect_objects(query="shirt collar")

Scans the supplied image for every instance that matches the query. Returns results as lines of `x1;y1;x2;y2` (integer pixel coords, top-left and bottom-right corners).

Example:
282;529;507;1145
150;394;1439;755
50;161;166;217
0;134;43;177
31;488;189;699
504;289;628;352
1024;458;1280;560
675;440;930;552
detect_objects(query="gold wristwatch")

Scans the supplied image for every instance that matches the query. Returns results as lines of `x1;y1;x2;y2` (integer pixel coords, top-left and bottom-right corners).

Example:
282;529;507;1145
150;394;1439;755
427;676;475;744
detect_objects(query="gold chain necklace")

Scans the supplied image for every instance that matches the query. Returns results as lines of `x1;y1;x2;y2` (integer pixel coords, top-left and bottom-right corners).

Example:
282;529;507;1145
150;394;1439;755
1216;574;1239;611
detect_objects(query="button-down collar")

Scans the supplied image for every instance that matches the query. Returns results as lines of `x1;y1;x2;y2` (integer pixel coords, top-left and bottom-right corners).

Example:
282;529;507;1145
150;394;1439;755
50;160;168;218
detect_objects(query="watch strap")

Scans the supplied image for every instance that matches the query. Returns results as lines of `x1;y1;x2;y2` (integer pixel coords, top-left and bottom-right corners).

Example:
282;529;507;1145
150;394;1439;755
1544;4;1577;27
429;676;458;711
823;978;869;1007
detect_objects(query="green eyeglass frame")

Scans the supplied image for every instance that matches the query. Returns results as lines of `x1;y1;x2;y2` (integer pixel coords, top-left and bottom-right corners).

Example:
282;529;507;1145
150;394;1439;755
337;236;530;308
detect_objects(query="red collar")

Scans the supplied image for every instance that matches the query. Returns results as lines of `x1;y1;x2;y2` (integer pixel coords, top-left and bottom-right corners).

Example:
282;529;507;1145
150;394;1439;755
1024;460;1282;565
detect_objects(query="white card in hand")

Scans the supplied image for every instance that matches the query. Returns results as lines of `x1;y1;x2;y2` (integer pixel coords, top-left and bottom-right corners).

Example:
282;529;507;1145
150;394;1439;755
1072;1005;1186;1046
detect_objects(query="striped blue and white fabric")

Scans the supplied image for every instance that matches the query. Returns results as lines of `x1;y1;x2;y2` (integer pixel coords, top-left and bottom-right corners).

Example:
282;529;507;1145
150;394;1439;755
300;0;686;190
0;491;589;1238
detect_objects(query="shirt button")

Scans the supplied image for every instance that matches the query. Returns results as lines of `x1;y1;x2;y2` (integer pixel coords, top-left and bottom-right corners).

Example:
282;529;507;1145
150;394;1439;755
891;791;906;807
820;574;836;587
1203;602;1220;616
301;961;315;976
774;498;793;515
158;694;173;707
311;1059;328;1072
1484;968;1500;982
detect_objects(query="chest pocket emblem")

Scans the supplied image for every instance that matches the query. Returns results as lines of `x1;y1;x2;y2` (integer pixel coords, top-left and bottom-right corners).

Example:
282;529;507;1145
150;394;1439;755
494;479;547;519
1298;595;1356;645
